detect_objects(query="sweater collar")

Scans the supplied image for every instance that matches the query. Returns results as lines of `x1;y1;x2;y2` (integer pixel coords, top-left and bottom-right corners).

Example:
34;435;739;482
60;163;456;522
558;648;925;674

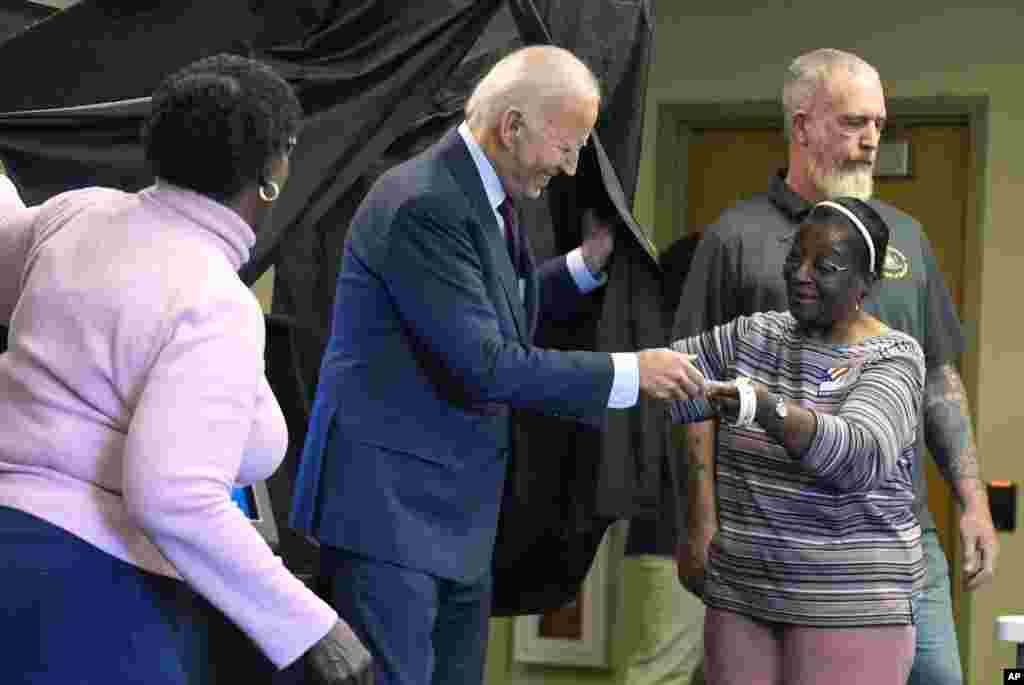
143;181;255;270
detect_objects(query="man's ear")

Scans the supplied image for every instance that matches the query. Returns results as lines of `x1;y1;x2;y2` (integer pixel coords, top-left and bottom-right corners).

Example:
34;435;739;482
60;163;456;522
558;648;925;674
497;108;524;149
791;112;809;145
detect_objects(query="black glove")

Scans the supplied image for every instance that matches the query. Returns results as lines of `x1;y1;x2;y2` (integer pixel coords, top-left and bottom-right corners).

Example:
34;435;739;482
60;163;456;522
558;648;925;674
304;621;374;685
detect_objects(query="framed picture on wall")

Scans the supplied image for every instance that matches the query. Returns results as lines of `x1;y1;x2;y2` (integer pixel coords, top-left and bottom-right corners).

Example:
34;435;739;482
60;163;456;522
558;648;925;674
511;533;611;669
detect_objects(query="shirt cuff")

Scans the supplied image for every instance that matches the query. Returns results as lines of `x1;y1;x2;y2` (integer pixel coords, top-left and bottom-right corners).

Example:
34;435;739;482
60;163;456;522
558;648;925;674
608;352;640;408
567;247;607;293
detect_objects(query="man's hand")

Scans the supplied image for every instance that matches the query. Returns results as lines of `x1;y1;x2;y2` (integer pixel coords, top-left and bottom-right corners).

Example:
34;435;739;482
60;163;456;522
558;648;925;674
636;348;705;400
677;522;716;599
960;493;999;591
580;208;615;276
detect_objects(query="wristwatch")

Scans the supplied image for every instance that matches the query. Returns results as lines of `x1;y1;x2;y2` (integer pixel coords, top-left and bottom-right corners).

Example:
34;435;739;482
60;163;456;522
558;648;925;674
773;395;788;420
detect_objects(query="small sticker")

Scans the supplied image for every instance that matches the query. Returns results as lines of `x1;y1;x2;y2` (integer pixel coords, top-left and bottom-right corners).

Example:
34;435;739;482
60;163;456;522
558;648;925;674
819;366;857;392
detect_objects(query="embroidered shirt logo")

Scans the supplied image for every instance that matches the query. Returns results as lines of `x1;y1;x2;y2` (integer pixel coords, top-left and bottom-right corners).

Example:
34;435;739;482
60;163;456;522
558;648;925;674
882;246;910;280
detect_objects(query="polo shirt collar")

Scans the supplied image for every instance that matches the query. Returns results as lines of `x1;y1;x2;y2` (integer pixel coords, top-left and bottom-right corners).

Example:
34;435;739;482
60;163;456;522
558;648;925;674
768;169;813;223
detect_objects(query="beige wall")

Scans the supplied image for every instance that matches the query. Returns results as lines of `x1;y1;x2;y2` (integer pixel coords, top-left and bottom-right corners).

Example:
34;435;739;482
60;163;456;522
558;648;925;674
251;266;274;313
484;525;633;685
487;3;1024;684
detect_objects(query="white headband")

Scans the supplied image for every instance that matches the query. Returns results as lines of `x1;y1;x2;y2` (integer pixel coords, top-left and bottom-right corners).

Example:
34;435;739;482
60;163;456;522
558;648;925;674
814;201;876;276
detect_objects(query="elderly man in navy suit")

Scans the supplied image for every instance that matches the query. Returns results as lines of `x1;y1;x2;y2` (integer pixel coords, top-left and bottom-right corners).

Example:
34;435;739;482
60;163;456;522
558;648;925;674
290;45;704;685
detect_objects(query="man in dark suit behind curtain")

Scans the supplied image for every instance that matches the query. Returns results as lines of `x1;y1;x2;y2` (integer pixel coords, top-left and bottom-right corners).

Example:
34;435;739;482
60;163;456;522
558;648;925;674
290;45;706;685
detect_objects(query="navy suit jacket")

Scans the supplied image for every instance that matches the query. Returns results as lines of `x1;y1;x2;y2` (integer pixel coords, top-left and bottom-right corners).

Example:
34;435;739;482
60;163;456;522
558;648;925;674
290;129;615;583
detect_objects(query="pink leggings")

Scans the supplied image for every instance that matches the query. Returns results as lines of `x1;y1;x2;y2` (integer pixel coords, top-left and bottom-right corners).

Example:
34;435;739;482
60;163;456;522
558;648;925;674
704;606;915;685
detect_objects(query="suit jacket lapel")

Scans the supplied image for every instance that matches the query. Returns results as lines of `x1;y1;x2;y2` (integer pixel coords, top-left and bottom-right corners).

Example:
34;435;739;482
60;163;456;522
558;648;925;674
439;129;528;339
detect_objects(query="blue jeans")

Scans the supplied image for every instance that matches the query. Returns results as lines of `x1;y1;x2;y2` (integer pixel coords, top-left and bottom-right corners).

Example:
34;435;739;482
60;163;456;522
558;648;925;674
907;530;963;685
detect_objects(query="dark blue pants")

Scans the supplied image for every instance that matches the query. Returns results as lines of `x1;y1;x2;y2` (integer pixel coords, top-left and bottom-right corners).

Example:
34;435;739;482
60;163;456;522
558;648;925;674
320;545;491;685
0;505;277;685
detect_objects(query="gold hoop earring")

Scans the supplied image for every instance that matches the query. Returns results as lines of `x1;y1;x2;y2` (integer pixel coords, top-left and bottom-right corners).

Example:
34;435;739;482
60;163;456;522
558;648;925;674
259;181;280;203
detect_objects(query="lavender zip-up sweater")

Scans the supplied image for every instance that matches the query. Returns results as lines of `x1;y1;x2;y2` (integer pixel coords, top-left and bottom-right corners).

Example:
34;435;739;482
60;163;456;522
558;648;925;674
0;177;338;668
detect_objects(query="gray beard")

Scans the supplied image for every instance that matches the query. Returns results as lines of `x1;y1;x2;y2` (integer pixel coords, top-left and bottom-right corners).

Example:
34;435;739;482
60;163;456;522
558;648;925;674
810;157;874;200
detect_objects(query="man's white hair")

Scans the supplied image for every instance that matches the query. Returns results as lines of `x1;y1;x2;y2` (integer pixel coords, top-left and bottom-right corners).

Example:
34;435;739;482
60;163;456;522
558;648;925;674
465;45;601;129
782;48;880;139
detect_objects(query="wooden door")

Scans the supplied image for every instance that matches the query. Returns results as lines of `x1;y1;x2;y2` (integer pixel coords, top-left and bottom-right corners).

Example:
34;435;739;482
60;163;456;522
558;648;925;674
681;123;971;621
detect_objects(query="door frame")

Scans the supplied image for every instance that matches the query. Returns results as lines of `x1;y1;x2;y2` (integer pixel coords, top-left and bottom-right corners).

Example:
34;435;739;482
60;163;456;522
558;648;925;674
654;95;988;669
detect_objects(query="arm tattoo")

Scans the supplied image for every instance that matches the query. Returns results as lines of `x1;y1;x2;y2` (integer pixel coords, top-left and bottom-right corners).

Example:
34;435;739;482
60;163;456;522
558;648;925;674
688;462;708;481
923;363;980;485
686;425;715;481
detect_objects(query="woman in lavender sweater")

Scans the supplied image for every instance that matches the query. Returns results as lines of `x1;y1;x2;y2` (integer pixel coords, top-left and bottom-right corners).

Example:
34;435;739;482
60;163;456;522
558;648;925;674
0;55;370;684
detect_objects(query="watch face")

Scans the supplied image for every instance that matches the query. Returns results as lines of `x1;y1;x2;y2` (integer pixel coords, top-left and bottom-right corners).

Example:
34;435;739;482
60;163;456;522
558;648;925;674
775;397;788;418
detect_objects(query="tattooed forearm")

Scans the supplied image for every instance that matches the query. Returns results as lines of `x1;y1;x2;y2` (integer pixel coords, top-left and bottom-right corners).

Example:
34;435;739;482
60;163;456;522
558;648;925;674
923;366;998;587
923;363;981;489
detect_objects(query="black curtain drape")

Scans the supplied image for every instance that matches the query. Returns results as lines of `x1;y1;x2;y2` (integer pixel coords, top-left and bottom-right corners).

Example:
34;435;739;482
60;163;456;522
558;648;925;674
0;0;667;615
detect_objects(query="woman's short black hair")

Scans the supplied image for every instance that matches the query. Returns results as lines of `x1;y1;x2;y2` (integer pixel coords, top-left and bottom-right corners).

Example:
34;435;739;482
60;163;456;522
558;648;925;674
142;53;303;203
805;197;890;281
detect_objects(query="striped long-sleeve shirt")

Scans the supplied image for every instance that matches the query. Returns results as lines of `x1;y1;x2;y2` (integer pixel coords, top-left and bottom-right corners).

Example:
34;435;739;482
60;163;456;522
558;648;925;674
670;311;926;627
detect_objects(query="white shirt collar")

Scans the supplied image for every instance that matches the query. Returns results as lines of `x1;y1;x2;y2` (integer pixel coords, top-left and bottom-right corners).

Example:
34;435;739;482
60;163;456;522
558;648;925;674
458;121;506;214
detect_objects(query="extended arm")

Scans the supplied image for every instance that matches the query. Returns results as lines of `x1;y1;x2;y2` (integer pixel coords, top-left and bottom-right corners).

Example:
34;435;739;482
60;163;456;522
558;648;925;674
708;344;924;494
122;293;337;668
923;362;997;590
382;203;700;413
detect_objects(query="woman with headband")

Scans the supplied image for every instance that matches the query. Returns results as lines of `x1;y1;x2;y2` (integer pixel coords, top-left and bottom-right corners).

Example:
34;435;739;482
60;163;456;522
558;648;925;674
669;197;924;684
